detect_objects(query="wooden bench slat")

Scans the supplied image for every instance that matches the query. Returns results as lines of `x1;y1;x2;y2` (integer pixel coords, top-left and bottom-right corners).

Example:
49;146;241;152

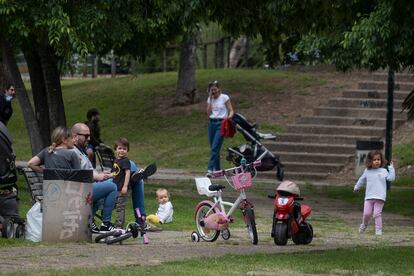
17;167;44;204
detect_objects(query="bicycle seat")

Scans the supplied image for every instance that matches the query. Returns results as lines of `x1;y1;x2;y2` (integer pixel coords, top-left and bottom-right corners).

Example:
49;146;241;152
209;184;225;191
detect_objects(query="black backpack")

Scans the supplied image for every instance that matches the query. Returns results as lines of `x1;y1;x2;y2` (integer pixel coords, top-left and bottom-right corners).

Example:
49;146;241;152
0;122;17;186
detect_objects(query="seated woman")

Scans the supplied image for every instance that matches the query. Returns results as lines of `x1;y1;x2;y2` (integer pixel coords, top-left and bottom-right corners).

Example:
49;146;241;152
28;126;80;172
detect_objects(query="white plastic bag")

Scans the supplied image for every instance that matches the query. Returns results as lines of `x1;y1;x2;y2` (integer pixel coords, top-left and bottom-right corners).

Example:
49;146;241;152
25;202;42;242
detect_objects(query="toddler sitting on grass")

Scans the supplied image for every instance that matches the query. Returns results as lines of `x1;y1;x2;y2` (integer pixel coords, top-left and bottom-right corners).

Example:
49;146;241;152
146;188;173;231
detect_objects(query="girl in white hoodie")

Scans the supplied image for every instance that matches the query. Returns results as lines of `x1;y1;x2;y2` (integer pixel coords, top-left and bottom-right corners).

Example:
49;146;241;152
354;150;395;235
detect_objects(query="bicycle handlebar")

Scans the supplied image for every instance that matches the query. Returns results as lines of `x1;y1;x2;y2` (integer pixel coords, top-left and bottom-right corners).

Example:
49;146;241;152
212;160;261;177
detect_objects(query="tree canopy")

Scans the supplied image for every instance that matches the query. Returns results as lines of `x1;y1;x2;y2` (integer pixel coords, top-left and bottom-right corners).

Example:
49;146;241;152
2;0;414;154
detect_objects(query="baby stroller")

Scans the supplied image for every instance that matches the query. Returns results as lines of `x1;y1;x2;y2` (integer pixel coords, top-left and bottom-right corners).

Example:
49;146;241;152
226;113;284;181
0;122;25;238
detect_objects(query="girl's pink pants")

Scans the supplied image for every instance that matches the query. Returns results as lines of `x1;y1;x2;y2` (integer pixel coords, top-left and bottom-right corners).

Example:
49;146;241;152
362;199;385;230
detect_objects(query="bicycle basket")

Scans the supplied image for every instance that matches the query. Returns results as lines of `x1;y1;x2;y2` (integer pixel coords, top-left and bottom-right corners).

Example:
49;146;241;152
231;172;253;190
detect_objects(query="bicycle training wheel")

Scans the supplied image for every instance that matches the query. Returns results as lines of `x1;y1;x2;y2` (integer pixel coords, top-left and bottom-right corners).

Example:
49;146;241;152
244;207;258;245
195;202;220;242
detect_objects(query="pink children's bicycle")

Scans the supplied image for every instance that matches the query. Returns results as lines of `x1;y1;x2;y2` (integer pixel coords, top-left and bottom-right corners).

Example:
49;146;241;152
191;160;261;245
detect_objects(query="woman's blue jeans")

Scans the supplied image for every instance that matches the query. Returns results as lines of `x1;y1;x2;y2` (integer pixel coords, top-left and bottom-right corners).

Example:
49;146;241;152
92;179;117;222
208;120;224;171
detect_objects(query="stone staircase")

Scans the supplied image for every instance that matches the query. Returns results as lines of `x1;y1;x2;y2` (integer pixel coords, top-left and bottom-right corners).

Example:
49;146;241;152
261;72;414;181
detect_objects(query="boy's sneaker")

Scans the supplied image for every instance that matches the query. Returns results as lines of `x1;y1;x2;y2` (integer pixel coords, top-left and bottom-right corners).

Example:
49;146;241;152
375;229;383;236
100;222;118;232
358;224;367;233
131;163;157;182
90;222;100;234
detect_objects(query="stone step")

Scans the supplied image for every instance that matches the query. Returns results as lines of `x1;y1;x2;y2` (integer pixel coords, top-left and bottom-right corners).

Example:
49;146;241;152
257;73;414;183
369;73;414;82
313;107;407;119
275;133;381;145
342;89;411;100
268;141;355;155
298;115;405;128
358;81;414;91
283;161;343;173
277;151;353;163
328;97;403;109
287;124;385;136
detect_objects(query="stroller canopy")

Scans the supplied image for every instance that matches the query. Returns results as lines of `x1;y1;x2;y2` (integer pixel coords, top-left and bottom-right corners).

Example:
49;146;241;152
0;122;13;146
231;113;259;140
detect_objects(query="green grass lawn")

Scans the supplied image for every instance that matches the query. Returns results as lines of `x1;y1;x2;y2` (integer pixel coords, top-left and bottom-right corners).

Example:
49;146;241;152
7;69;324;170
395;141;414;167
310;185;414;219
13;246;414;275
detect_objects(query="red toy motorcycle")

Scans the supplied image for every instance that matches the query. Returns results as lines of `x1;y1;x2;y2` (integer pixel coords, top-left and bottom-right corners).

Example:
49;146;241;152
271;180;313;245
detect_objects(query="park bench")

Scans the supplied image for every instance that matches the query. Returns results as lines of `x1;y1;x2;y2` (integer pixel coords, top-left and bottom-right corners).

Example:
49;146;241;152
17;166;43;204
95;144;115;172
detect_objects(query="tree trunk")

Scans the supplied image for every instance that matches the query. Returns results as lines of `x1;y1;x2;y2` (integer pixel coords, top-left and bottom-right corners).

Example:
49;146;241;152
23;45;51;146
111;50;116;78
229;35;247;68
0;59;8;88
0;31;43;155
38;43;67;130
175;35;198;106
216;38;225;68
92;55;98;78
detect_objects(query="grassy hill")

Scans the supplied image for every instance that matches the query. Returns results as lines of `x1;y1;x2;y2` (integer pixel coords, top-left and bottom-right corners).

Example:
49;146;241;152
9;68;333;171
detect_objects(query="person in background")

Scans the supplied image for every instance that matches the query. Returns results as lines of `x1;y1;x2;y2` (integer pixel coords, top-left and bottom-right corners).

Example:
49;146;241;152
354;150;395;236
206;80;234;177
85;107;102;167
0;85;16;125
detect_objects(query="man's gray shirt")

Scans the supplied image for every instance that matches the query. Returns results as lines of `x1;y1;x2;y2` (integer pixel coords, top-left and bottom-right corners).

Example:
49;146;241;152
72;146;97;178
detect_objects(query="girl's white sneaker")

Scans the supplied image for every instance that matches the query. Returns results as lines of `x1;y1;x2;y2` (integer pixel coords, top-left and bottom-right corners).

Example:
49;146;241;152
358;224;367;233
375;229;383;236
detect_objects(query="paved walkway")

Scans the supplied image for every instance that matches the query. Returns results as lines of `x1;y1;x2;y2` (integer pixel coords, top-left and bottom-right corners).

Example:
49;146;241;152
151;167;355;187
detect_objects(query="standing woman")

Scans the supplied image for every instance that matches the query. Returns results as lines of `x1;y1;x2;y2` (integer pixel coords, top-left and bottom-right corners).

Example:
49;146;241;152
206;80;234;177
28;126;80;172
0;85;16;125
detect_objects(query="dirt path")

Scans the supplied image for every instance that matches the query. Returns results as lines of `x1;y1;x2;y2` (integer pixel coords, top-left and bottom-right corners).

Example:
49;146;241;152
1;189;413;273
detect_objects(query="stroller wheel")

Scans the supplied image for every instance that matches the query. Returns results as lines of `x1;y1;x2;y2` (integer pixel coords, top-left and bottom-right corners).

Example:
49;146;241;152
1;218;14;238
15;224;25;239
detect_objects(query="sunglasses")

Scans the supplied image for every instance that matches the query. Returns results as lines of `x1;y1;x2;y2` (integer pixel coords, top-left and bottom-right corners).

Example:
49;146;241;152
77;133;90;139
